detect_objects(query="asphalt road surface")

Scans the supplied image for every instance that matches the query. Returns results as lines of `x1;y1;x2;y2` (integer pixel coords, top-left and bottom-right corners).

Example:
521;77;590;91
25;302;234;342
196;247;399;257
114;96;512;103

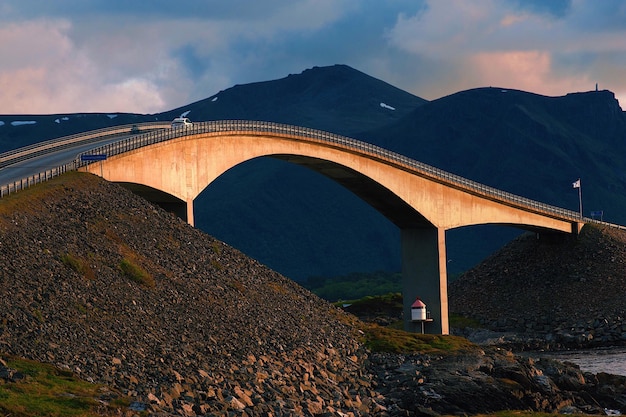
0;135;131;187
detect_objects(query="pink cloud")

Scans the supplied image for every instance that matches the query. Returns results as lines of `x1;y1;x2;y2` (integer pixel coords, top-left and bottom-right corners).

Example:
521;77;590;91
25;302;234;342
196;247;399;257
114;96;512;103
469;51;593;95
0;19;167;114
384;0;626;106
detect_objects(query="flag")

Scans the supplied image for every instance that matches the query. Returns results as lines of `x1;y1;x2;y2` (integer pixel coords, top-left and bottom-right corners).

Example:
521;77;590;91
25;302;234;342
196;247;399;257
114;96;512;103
572;179;580;189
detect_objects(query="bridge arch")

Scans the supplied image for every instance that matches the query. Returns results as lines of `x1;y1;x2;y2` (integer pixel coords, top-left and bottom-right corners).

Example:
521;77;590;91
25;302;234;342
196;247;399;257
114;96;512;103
80;122;584;334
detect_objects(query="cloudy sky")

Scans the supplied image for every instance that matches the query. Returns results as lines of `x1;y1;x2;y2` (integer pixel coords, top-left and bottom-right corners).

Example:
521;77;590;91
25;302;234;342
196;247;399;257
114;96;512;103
1;0;625;115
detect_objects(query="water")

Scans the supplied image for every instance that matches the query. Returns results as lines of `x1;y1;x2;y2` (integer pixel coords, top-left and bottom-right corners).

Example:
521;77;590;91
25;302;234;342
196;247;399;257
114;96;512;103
531;347;626;376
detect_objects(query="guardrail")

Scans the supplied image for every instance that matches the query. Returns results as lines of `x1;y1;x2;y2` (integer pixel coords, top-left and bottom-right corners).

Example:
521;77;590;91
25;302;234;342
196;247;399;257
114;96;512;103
2;120;624;230
0;165;72;196
0;121;169;169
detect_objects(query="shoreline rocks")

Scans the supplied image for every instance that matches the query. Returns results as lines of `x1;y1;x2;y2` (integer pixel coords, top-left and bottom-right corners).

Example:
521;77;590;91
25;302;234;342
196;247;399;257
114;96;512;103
454;318;626;351
366;346;626;416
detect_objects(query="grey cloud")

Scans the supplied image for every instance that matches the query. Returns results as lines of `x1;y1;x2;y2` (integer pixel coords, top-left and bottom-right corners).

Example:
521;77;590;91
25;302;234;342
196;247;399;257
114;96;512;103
505;0;572;18
3;0;327;20
1;0;625;113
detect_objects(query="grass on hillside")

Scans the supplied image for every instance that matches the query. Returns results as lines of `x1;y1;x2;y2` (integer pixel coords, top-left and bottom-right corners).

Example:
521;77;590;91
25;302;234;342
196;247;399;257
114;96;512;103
305;270;402;301
333;293;482;354
337;293;482;328
119;257;155;287
0;354;130;417
359;322;478;354
337;292;403;309
61;252;96;281
0;171;87;217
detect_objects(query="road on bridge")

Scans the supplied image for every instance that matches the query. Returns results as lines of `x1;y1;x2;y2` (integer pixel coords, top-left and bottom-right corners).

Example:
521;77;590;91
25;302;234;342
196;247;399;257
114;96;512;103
0;136;131;186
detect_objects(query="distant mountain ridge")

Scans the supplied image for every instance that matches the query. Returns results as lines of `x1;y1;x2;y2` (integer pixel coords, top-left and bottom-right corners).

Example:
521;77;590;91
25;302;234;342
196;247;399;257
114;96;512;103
362;87;626;218
1;65;424;151
161;64;428;136
2;65;625;282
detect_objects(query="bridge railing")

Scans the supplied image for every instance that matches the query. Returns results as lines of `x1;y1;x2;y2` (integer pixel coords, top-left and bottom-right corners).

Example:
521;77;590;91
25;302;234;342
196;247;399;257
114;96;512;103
0;122;169;169
0;122;169;197
2;119;623;230
75;120;585;222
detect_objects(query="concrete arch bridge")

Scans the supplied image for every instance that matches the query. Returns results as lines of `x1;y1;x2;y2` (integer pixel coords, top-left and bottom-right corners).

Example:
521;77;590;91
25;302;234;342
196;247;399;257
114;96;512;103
78;120;585;334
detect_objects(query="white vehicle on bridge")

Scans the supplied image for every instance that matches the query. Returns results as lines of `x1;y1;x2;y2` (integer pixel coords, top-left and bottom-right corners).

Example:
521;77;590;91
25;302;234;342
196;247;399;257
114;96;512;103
171;117;193;128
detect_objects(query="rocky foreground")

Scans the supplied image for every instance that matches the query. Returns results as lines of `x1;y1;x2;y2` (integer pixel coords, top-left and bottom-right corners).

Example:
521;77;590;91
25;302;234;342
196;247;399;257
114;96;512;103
1;172;626;416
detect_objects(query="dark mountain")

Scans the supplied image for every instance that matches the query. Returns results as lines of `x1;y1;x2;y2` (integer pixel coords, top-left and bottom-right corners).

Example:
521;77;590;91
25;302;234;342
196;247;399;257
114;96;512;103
2;65;626;283
162;64;427;136
362;87;626;216
0;64;423;150
189;78;626;281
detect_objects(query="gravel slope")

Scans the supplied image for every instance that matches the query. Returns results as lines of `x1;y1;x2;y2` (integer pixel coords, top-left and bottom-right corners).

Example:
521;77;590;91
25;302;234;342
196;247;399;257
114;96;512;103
449;224;626;348
0;172;379;415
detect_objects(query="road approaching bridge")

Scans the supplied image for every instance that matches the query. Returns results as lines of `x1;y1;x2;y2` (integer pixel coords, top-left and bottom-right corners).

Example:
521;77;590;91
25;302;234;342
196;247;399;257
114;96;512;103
0;122;169;188
73;120;585;334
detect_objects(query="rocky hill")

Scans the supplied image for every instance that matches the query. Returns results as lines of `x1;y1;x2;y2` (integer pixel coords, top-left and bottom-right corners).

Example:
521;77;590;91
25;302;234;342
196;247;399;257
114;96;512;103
3;172;626;416
0;172;375;415
163;64;427;137
449;225;626;349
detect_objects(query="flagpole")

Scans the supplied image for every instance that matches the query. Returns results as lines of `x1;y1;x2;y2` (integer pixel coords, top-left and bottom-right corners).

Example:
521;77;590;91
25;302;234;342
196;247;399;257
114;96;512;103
578;182;582;218
573;178;583;218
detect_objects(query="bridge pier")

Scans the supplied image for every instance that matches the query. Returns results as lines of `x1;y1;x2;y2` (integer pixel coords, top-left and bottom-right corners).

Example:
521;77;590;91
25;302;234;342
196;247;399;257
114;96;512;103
401;227;449;335
187;198;195;227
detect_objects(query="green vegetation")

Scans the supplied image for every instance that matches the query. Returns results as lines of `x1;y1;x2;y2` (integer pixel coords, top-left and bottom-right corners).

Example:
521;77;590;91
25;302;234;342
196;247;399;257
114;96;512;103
61;252;83;273
449;313;482;329
74;302;88;314
336;292;404;327
210;258;223;270
32;308;45;324
211;241;222;255
360;322;477;354
306;271;468;302
332;291;488;356
334;292;483;354
119;258;154;287
61;252;96;280
335;292;403;310
305;270;402;301
0;171;84;217
0;355;127;416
